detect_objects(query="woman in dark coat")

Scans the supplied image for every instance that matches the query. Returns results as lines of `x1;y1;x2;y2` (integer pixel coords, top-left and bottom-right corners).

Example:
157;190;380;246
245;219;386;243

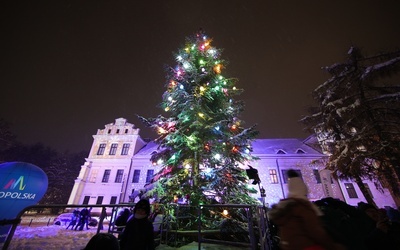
119;199;154;250
268;170;344;250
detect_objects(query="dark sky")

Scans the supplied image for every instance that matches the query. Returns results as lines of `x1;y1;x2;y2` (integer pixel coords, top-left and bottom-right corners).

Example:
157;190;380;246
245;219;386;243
1;1;400;153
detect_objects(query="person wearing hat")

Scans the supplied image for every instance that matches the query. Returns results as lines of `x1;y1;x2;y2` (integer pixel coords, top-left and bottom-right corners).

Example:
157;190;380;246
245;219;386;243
119;199;155;250
268;169;344;250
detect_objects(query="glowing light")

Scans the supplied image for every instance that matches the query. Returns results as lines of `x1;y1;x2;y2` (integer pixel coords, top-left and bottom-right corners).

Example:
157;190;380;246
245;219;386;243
213;64;222;74
184;164;191;169
176;55;183;61
169;81;177;87
199;59;205;65
165;107;170;111
215;126;220;131
200;86;205;92
208;49;215;55
232;146;239;153
214;154;221;160
157;127;167;134
214;86;220;91
168;96;173;101
180;84;184;90
222;210;229;216
185;47;189;53
198;113;205;118
233;86;237;90
183;62;190;69
157;159;163;165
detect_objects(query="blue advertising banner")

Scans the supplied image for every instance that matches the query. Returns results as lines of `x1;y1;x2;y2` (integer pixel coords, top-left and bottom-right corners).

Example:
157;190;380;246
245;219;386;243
0;162;48;243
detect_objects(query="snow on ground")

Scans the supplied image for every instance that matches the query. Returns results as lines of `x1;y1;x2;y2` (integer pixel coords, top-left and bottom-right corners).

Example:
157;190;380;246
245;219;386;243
1;216;248;250
3;225;98;250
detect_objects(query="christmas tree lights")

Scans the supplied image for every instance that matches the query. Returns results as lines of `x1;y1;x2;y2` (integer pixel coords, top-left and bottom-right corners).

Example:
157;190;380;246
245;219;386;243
139;31;259;209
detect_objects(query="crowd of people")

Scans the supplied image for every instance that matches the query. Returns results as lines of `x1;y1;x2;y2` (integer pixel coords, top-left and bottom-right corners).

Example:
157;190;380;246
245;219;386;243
268;169;400;250
65;207;93;231
74;170;400;250
81;199;162;250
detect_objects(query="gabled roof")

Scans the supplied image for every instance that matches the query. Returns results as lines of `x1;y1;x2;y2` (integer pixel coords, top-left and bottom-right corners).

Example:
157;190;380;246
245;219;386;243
133;138;323;158
251;139;323;156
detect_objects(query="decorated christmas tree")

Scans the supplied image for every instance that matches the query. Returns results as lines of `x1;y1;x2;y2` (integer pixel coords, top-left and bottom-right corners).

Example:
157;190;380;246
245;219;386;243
139;31;259;212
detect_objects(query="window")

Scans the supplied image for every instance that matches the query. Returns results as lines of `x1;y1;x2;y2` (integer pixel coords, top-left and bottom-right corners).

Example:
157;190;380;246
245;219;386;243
364;183;374;198
146;169;154;183
116;129;120;134
121;143;130;155
344;183;358;198
313;169;321;184
282;169;302;184
102;169;111;183
96;196;104;205
269;169;278;184
125;129;128;134
110;196;117;204
296;149;306;154
276;149;286;154
108;129;111;134
132;170;140;183
83;196;90;205
89;169;98;183
109;143;118;155
97;143;106;155
115;169;124;183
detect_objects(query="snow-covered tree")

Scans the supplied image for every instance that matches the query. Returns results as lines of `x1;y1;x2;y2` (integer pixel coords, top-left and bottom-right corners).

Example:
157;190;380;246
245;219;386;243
302;47;400;205
139;31;259;226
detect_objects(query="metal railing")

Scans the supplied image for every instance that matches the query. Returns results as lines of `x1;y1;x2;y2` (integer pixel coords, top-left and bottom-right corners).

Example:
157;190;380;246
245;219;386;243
1;203;273;250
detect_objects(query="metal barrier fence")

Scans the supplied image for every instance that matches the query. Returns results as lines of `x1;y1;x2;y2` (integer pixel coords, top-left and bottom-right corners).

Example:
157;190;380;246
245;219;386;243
1;203;274;250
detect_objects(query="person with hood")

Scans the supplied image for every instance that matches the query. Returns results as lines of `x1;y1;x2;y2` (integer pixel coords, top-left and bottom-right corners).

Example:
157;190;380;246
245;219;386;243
119;199;154;250
268;169;344;250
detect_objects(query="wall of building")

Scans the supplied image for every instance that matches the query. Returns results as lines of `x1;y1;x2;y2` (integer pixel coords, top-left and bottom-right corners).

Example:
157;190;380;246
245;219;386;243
68;118;397;210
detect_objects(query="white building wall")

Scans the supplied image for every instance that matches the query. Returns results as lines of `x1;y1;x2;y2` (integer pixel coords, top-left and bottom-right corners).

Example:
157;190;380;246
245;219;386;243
68;118;397;210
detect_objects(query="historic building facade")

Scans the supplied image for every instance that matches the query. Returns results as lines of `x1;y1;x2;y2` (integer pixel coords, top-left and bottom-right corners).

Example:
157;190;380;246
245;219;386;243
68;118;397;208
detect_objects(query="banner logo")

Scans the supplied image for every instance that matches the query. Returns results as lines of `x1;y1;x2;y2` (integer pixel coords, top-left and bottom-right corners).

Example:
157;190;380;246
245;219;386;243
3;176;26;190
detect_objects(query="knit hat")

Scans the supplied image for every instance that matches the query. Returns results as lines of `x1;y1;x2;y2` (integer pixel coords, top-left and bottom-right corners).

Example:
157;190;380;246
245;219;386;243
134;199;151;216
287;171;323;216
287;177;308;199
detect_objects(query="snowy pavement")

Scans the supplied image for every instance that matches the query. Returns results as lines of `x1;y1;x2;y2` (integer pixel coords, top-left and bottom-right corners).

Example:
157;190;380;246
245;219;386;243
2;224;249;250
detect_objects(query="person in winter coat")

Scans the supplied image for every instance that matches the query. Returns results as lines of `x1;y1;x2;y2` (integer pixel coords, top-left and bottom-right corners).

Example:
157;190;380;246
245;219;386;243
114;208;131;238
268;169;344;250
66;209;79;229
119;199;154;250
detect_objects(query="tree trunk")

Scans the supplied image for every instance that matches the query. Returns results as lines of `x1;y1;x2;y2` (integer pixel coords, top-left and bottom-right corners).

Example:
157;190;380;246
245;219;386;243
354;175;377;207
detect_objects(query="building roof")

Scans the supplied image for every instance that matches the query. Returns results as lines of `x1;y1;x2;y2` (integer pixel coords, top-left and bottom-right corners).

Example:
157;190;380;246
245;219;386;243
133;138;323;158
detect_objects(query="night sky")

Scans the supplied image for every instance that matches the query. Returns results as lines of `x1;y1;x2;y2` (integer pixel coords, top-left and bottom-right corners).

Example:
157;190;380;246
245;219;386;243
1;1;399;153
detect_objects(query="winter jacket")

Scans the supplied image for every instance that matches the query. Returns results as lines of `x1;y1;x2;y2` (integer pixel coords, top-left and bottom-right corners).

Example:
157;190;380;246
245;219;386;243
119;217;154;250
268;198;343;250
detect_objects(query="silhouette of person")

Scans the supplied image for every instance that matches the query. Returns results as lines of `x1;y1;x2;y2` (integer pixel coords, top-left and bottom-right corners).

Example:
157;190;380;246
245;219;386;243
66;209;79;230
83;233;120;250
119;199;154;250
268;169;344;250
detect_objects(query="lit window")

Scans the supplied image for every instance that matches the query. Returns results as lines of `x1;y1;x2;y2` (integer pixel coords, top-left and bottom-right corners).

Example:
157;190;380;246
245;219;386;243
109;143;118;155
269;169;278;184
